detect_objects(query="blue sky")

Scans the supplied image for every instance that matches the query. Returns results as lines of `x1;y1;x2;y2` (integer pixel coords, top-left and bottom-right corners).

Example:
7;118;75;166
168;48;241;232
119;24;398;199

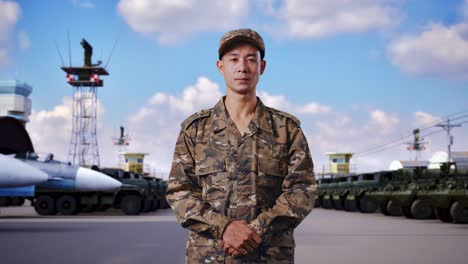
1;0;468;176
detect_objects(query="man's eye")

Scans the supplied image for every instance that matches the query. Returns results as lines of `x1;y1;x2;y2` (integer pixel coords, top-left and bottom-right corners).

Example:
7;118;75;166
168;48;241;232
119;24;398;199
248;58;256;62
230;58;238;62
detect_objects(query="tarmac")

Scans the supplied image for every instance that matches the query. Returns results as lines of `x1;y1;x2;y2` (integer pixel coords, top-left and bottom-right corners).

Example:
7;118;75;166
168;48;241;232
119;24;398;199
1;206;467;264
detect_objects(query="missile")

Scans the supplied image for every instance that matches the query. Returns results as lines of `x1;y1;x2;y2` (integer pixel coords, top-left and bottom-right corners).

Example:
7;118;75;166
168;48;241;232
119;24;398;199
0;154;48;187
18;153;121;191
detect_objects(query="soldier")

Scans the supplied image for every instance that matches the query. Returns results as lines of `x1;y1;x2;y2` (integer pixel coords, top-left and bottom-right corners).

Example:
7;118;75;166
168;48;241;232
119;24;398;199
166;28;317;263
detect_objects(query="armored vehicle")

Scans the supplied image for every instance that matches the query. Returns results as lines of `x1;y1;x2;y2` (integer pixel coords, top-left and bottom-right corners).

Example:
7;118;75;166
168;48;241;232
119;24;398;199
318;177;335;209
421;164;468;223
331;175;352;210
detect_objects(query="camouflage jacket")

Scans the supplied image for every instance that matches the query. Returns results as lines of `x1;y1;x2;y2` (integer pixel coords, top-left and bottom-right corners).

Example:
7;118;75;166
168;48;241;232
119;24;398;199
166;97;317;263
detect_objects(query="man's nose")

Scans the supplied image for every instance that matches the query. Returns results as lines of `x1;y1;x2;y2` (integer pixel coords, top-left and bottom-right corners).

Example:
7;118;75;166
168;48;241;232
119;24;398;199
237;60;248;72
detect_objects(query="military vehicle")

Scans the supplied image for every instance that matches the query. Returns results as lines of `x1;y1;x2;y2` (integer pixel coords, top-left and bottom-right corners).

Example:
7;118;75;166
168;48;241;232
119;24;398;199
159;180;170;209
317;177;335;209
365;169;410;217
331;175;351;210
420;164;468;223
380;167;442;219
96;168;160;215
343;172;388;213
32;167;166;216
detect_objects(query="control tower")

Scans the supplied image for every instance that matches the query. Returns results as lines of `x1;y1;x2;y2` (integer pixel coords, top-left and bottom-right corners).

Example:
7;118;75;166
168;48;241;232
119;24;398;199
61;39;108;166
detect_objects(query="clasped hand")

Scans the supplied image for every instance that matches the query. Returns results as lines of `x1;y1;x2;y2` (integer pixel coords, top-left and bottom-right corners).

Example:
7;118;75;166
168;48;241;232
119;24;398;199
221;220;262;257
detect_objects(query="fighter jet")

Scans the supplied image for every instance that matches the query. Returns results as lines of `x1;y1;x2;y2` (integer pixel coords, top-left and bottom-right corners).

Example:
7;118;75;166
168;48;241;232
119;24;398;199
0;153;48;187
15;152;121;191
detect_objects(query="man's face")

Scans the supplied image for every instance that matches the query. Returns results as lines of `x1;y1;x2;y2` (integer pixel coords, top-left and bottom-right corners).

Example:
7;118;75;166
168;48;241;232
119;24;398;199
217;43;266;96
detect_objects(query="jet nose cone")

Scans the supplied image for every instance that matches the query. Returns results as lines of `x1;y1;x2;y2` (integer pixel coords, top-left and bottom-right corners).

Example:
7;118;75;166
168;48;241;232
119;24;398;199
0;154;48;187
75;167;122;191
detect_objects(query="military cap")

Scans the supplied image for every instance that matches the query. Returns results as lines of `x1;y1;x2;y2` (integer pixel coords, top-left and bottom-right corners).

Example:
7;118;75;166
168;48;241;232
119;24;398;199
218;28;265;60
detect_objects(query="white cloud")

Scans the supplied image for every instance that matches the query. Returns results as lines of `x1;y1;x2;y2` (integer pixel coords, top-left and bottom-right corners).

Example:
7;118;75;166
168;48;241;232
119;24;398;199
298;102;331;114
72;0;94;9
18;30;29;50
276;0;403;39
258;90;331;115
258;91;291;110
413;111;442;128
27;96;107;164
369;109;399;131
0;0;20;66
388;22;468;79
117;0;248;44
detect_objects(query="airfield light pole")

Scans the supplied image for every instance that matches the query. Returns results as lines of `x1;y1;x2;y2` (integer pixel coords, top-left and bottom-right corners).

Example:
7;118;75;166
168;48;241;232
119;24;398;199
61;39;108;167
436;118;462;163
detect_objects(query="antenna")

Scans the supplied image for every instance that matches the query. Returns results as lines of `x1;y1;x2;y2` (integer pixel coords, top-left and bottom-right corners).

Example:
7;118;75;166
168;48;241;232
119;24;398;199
104;37;119;69
67;30;72;67
54;40;65;67
436;119;463;162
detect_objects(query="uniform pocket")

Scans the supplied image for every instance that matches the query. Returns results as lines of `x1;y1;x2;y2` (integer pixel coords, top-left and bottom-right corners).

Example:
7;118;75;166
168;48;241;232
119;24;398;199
195;160;227;207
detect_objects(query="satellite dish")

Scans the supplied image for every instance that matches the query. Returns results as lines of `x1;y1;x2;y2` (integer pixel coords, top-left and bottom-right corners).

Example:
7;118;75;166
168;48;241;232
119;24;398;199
429;151;448;169
389;160;403;171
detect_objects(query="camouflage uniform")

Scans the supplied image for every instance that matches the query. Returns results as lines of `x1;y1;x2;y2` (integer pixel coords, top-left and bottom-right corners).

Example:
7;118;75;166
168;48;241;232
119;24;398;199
166;97;317;264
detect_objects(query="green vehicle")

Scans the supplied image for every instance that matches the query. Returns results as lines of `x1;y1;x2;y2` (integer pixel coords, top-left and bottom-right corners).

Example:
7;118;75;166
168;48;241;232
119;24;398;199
322;177;338;209
421;164;468;223
317;177;334;209
97;168;159;215
345;172;389;213
159;180;170;209
365;170;407;216
331;175;352;210
385;167;442;219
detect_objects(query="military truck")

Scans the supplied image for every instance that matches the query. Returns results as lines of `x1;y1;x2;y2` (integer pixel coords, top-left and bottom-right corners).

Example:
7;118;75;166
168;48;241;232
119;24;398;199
318;177;335;209
344;172;390;213
420;164;468;223
383;167;442;219
33;167;163;216
366;169;410;217
331;175;351;210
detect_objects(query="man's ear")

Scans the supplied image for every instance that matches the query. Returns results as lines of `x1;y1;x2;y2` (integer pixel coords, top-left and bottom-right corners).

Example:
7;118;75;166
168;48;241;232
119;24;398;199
260;60;266;75
216;60;224;74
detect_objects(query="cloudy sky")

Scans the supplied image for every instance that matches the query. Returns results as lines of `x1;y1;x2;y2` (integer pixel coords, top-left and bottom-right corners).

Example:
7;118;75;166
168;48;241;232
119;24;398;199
1;0;468;178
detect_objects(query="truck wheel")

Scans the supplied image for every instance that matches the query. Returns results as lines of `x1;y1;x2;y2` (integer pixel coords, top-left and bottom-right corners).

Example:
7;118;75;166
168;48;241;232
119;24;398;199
314;198;321;208
450;201;468;224
34;195;57;215
344;199;357;212
121;195;142;215
95;204;111;212
56;195;79;215
358;196;378;213
142;199;152;213
160;199;170;209
81;204;97;213
435;207;453;223
410;199;433;219
322;199;332;209
0;197;12;206
333;199;344;210
402;205;413;219
380;202;390;216
152;200;160;211
11;197;25;206
386;200;402;216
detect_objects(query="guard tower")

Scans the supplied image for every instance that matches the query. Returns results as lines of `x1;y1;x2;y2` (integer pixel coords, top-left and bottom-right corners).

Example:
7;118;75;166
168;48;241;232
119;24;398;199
61;39;108;166
120;152;148;174
325;152;353;175
0;80;32;125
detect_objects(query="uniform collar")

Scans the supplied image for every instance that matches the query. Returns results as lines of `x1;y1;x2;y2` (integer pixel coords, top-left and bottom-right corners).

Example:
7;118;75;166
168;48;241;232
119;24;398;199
212;96;274;134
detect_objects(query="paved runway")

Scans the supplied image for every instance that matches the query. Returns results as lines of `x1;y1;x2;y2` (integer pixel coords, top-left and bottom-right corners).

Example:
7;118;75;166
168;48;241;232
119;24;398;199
1;206;467;264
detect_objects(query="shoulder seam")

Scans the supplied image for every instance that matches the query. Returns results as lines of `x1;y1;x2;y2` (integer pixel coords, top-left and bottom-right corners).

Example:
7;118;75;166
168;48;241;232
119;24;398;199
268;107;301;126
181;109;211;130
